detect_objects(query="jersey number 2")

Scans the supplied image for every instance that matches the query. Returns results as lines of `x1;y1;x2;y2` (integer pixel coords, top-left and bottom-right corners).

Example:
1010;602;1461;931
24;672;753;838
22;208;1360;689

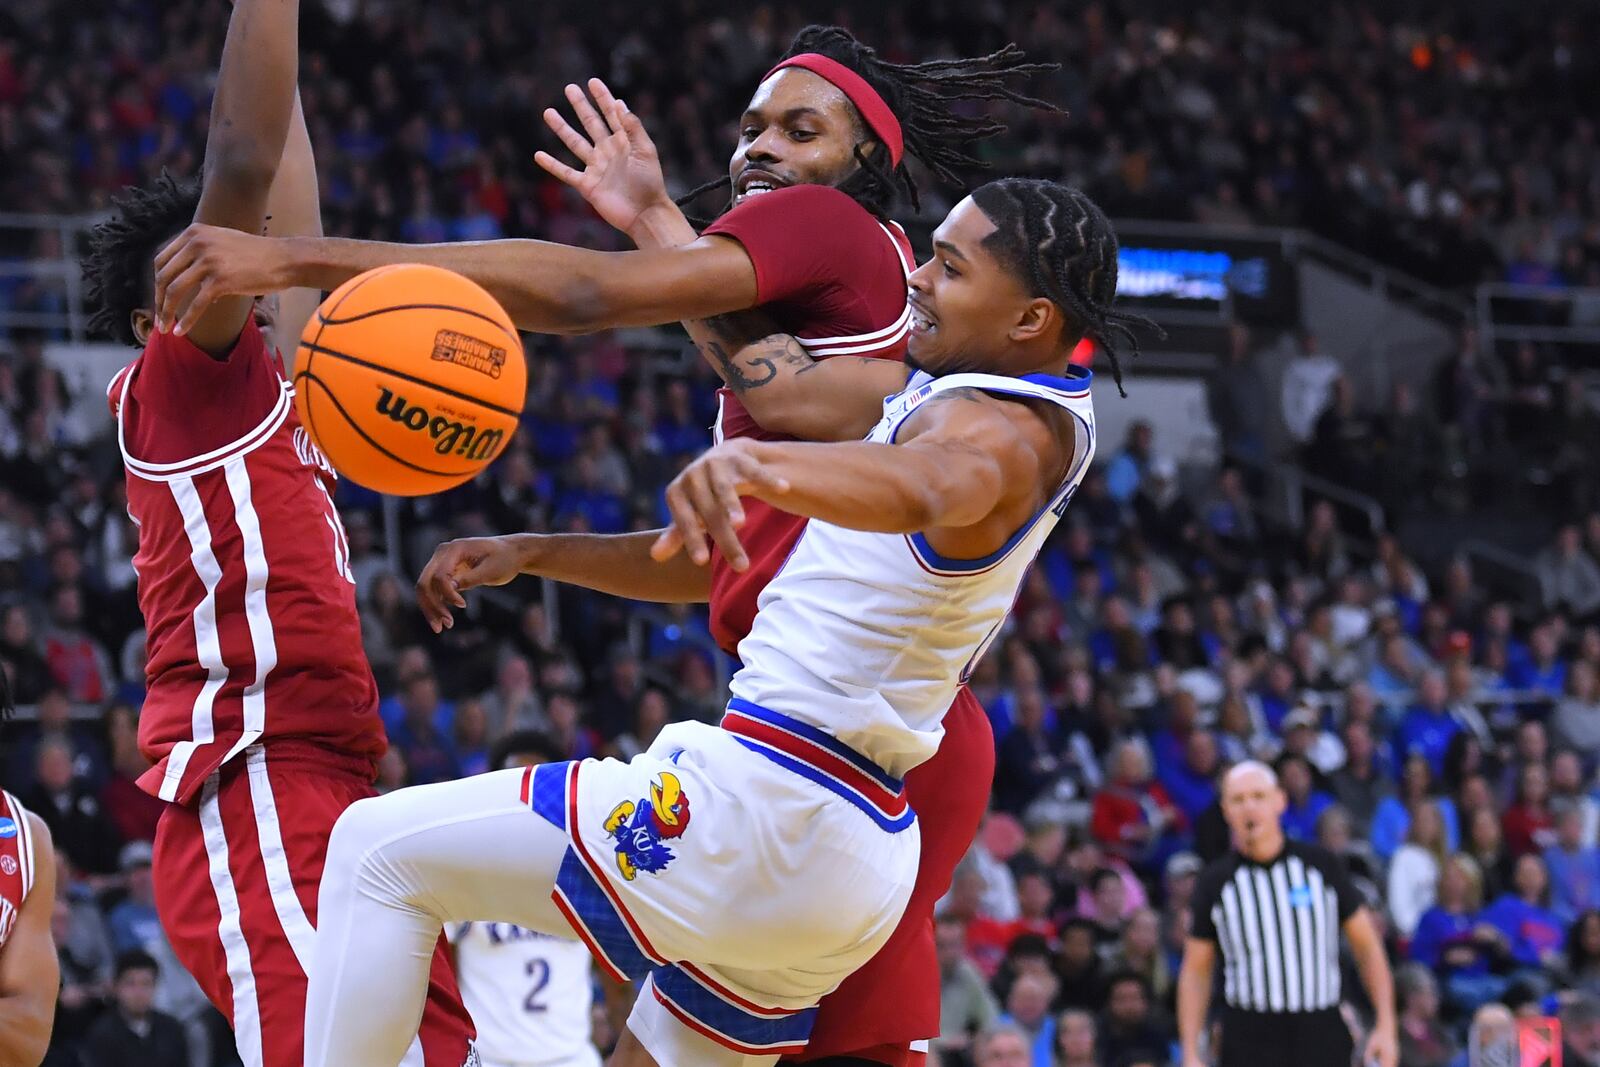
522;959;550;1013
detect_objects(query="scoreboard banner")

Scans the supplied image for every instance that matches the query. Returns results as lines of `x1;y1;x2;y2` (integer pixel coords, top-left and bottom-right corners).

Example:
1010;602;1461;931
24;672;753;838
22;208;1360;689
1114;234;1299;327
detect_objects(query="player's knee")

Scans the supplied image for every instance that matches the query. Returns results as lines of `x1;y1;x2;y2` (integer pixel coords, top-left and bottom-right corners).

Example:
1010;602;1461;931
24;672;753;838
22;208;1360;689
326;794;429;910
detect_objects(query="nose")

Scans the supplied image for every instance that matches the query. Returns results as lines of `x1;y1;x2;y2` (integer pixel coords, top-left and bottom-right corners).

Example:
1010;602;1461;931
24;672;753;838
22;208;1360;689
907;259;935;294
743;127;784;165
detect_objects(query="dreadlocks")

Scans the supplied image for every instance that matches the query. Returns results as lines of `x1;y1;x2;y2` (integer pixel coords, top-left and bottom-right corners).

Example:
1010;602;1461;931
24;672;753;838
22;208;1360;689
678;24;1062;219
971;178;1162;397
83;170;201;346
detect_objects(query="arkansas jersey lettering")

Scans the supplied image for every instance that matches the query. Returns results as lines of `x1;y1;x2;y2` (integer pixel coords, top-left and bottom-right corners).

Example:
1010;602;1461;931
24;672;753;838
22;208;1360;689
0;793;37;950
110;320;384;805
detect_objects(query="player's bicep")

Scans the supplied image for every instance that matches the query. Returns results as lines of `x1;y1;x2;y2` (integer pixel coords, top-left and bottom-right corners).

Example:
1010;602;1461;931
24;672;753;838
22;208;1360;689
898;395;1037;528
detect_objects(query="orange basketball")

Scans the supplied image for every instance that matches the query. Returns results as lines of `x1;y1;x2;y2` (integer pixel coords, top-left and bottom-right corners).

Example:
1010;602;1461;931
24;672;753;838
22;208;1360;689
293;264;526;496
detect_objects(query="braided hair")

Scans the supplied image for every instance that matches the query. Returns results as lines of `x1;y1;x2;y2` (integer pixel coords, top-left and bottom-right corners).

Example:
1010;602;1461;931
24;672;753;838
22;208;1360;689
970;178;1162;397
678;24;1062;219
83;170;202;346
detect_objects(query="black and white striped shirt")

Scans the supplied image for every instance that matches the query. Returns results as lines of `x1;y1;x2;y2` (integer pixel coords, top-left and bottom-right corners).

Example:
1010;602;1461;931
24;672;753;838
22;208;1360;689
1190;841;1361;1014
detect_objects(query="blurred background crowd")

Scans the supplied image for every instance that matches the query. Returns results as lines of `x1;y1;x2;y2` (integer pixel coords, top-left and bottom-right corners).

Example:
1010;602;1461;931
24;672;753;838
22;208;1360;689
3;2;1600;1067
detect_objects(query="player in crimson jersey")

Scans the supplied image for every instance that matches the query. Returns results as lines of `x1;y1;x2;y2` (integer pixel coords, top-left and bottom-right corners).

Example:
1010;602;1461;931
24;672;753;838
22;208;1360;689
153;25;1057;1066
0;672;60;1067
80;3;475;1066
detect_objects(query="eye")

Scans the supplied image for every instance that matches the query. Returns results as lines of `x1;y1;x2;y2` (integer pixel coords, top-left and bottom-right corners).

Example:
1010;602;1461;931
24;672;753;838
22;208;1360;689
740;126;761;140
942;260;961;278
789;129;817;142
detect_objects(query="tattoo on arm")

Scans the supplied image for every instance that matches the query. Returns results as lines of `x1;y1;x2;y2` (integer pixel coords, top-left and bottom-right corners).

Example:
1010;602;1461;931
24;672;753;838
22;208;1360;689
703;339;778;393
691;308;819;395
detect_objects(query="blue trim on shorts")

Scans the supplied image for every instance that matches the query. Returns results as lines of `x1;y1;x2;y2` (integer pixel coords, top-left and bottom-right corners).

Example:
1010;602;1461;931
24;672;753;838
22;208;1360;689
530;762;570;830
650;963;817;1051
552;849;651;979
724;698;901;792
731;738;915;834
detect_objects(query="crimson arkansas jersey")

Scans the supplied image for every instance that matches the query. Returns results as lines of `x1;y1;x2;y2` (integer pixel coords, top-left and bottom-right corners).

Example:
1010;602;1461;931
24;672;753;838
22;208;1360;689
0;792;38;949
109;319;383;806
702;184;914;653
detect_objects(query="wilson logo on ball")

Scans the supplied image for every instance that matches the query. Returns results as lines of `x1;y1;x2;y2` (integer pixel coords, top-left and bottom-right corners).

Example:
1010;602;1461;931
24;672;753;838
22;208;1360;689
375;388;506;461
431;329;506;379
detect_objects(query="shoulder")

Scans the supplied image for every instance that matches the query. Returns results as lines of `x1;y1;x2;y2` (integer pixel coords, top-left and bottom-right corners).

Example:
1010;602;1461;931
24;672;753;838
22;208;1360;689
1194;854;1243;901
1290;840;1347;873
706;184;881;244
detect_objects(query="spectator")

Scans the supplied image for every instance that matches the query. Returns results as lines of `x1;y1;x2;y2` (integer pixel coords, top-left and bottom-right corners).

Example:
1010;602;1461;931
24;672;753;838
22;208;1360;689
1054;918;1108;1012
1054;1008;1101;1067
972;1024;1031;1067
995;687;1066;815
1278;706;1344;779
98;702;161;845
1156;729;1220;826
1502;761;1556;857
39;584;116;704
1090;742;1185;873
1330;719;1395;827
476;654;547;740
1395;963;1458;1067
22;735;121;877
107;842;162;955
1207;325;1269;465
1553;661;1600;758
934;915;1000;1060
1397;672;1463;779
451;697;491;776
1096;971;1169;1067
997;971;1059;1067
1551;749;1600;847
0;603;54;704
1536;525;1600;620
1281;332;1341;447
1560;994;1600;1067
1463;807;1512;903
1569;911;1600;1000
52;896;112;1058
1481;853;1566;972
1545;803;1600;923
1371;754;1456;862
1408;854;1509;1013
1104;909;1171;1004
82;951;189;1067
1316;805;1380;885
1388;801;1448;939
1104;422;1154;506
1277;752;1336;841
389;671;461;785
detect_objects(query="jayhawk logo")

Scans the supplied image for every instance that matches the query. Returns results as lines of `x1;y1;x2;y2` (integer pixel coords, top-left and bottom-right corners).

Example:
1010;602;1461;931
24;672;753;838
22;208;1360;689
602;772;692;882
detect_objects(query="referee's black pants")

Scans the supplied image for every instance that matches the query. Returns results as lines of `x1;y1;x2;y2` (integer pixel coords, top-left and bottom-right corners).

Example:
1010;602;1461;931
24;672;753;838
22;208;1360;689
1219;1007;1354;1067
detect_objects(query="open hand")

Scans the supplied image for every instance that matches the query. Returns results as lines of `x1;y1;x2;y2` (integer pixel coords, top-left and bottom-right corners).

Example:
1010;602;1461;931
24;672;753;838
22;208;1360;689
535;78;671;238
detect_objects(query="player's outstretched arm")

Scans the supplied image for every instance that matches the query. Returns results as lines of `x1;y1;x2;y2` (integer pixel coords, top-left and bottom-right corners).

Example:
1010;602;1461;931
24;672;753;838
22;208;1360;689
154;225;762;340
654;390;1053;570
415;531;710;633
0;815;58;1067
262;89;323;352
539;82;907;442
178;0;302;357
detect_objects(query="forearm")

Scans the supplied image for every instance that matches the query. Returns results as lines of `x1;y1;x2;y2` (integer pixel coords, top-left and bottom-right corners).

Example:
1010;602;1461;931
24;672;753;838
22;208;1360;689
1176;958;1213;1058
512;532;709;602
1355;943;1397;1036
745;439;1002;532
199;0;298;211
265;93;323;347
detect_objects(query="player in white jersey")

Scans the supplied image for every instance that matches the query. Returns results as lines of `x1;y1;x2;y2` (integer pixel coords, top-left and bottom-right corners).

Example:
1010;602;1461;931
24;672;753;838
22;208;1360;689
448;733;603;1067
301;178;1154;1067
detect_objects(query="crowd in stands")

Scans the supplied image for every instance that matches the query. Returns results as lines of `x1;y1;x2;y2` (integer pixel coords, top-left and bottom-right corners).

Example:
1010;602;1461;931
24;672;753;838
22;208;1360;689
3;0;1600;303
3;1;1600;1066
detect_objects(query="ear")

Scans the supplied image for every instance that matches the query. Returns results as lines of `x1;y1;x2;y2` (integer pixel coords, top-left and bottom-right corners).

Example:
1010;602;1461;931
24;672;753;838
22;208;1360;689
1008;296;1058;344
131;309;155;346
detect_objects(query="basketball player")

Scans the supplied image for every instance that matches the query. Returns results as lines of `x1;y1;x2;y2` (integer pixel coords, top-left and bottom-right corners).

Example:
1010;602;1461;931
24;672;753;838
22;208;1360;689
0;672;60;1067
449;732;604;1067
80;2;475;1065
297;178;1147;1067
159;27;1062;1067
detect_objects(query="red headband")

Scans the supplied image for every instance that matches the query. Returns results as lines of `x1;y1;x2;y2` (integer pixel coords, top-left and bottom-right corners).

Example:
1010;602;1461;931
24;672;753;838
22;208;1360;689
764;53;905;167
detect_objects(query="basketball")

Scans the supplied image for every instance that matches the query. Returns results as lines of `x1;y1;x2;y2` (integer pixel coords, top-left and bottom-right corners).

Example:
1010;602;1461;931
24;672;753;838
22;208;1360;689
292;263;526;496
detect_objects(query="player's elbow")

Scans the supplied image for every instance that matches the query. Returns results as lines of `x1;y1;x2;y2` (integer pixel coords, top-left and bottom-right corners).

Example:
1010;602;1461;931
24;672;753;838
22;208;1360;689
0;1005;54;1067
204;144;279;200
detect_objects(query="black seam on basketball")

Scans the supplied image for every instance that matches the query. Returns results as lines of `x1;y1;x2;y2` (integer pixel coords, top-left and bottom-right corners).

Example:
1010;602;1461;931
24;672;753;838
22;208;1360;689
293;369;481;481
316;302;518;344
312;264;399;339
298;339;522;418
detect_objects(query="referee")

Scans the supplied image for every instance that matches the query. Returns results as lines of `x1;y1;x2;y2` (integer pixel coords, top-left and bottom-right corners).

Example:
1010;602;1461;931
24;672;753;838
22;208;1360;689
1177;761;1397;1067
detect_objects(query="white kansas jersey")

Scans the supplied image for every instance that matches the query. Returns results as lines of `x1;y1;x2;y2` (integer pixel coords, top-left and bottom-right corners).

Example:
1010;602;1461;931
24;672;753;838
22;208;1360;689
731;366;1096;778
447;922;601;1067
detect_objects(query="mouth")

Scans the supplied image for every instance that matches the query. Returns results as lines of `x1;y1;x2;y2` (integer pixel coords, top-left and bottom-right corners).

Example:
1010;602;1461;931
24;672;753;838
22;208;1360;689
734;169;788;199
908;294;937;336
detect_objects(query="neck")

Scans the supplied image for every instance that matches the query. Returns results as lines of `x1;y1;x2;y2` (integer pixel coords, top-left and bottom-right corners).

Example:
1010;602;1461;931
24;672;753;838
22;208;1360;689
1241;832;1285;863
